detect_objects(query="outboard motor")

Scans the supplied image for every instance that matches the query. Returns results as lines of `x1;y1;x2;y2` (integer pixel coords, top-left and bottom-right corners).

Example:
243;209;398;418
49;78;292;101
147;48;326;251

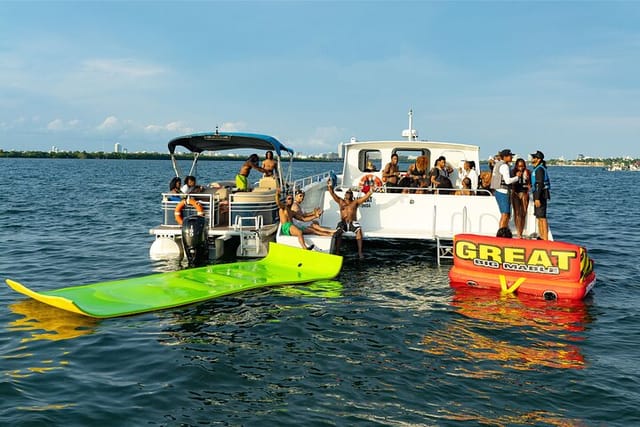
181;215;208;267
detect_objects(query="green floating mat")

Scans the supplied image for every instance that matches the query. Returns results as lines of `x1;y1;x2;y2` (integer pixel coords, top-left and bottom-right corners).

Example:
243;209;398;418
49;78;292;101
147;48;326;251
6;243;343;318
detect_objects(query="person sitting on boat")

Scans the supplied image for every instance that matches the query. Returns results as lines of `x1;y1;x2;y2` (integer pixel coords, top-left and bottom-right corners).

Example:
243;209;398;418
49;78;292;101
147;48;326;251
401;155;429;193
328;180;374;259
291;189;338;236
261;150;277;177
276;189;337;250
291;190;319;225
430;156;454;193
382;153;401;192
364;160;377;172
454;177;473;196
181;175;205;194
490;149;521;230
478;170;493;195
168;177;183;201
236;154;267;191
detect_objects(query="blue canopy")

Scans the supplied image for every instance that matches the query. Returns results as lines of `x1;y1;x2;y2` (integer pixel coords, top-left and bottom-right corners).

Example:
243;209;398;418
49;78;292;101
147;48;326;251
168;132;294;157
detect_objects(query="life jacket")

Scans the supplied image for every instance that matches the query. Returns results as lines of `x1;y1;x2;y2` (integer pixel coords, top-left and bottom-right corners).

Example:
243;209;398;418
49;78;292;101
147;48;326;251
490;160;508;190
531;164;551;198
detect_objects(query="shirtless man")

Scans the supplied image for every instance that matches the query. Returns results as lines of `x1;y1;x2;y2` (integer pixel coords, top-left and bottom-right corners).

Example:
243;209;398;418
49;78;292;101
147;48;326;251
328;180;374;259
261;151;277;177
276;188;336;250
236;154;267;191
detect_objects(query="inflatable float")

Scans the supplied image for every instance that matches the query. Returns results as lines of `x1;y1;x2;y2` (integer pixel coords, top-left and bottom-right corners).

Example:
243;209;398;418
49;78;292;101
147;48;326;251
449;233;595;300
6;243;342;318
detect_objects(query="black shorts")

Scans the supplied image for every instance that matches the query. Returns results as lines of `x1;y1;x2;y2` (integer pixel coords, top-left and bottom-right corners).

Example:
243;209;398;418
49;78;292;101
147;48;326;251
336;221;361;234
534;198;547;218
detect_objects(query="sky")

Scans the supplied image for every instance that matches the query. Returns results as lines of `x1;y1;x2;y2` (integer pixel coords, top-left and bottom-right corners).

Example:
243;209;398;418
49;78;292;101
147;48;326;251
1;1;639;159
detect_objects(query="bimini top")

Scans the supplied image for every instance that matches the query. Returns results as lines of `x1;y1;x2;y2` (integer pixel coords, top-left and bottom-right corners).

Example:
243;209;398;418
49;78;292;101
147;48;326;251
168;131;294;157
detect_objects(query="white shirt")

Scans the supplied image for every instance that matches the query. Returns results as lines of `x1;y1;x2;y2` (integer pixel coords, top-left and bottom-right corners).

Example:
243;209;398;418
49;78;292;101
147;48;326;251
496;163;518;193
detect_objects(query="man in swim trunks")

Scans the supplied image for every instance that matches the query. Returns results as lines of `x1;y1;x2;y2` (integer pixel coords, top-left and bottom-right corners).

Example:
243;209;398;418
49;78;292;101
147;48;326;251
236;154;267;191
327;180;374;259
276;188;337;250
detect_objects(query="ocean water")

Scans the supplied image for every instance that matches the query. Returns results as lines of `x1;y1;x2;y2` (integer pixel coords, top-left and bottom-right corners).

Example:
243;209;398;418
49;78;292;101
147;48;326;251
1;158;639;426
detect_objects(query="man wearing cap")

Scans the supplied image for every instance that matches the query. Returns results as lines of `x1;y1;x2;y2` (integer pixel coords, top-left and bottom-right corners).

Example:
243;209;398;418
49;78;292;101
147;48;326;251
530;150;551;240
490;149;522;230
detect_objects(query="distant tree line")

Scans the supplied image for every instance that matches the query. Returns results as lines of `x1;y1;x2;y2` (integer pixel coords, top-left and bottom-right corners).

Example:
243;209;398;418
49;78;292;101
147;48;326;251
0;150;339;162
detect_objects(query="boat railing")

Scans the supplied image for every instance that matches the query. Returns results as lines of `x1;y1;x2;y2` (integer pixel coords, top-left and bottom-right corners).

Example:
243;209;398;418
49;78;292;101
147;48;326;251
293;171;333;191
228;190;279;228
160;193;219;228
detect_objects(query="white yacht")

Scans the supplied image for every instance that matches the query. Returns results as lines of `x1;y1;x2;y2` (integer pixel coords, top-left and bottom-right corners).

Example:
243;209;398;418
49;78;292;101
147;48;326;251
278;111;542;262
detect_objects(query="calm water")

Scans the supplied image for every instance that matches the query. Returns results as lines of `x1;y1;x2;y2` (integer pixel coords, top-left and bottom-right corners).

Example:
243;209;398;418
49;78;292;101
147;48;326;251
1;158;639;426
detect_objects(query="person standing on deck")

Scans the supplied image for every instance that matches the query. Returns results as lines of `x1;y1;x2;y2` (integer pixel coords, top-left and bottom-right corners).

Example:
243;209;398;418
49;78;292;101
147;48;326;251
530;150;551;240
327;181;374;259
511;158;532;238
460;160;479;191
490;149;521;230
261;151;277;177
236;154;267;191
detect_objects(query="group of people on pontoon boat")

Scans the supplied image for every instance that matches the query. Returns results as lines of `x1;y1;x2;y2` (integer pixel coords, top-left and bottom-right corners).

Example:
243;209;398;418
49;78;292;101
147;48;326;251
168;151;279;197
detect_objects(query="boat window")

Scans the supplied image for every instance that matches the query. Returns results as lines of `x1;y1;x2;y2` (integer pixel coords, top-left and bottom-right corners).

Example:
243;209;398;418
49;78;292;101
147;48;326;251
359;150;382;172
393;149;431;172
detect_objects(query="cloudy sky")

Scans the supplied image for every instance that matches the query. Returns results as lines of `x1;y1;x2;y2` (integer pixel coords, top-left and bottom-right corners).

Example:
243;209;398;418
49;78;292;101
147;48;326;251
1;1;639;158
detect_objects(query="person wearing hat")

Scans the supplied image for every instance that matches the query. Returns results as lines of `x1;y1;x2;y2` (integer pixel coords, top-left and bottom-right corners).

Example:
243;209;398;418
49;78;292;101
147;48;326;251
490;149;522;230
530;150;551;240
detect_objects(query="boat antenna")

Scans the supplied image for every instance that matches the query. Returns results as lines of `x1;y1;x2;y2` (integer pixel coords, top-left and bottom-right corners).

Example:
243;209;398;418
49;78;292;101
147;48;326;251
402;109;418;141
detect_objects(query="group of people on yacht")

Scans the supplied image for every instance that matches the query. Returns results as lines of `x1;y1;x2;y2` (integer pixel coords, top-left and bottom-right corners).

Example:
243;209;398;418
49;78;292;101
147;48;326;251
381;154;476;194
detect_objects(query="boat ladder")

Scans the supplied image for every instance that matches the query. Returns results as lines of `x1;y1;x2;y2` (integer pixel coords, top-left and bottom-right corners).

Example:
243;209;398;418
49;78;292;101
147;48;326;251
235;216;264;257
436;236;454;266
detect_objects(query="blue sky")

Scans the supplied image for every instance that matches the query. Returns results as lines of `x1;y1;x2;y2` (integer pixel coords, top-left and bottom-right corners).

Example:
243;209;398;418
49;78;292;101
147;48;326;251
1;1;639;159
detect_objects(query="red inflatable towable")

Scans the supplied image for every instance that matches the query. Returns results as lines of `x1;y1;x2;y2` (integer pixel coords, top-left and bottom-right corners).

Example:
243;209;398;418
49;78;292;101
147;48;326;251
449;233;596;300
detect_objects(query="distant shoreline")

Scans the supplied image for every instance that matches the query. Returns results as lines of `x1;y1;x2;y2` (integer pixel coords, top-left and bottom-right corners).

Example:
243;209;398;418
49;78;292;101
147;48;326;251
0;150;340;162
1;150;637;167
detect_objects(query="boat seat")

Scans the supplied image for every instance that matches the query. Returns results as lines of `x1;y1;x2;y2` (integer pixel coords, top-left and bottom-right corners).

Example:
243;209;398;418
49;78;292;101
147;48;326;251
258;176;278;190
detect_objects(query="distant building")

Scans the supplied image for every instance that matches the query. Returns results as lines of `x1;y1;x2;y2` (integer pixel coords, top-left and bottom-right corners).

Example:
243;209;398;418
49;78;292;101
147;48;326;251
114;143;122;153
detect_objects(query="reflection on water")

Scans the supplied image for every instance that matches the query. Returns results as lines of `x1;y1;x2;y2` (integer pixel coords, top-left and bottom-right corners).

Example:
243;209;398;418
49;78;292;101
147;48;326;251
8;299;97;343
422;287;590;371
437;408;583;427
451;286;591;332
271;280;344;298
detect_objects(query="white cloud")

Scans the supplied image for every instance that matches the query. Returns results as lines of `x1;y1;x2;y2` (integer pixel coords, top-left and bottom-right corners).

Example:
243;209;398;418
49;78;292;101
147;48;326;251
82;58;165;78
144;121;193;134
98;116;120;131
219;121;246;132
47;118;81;131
